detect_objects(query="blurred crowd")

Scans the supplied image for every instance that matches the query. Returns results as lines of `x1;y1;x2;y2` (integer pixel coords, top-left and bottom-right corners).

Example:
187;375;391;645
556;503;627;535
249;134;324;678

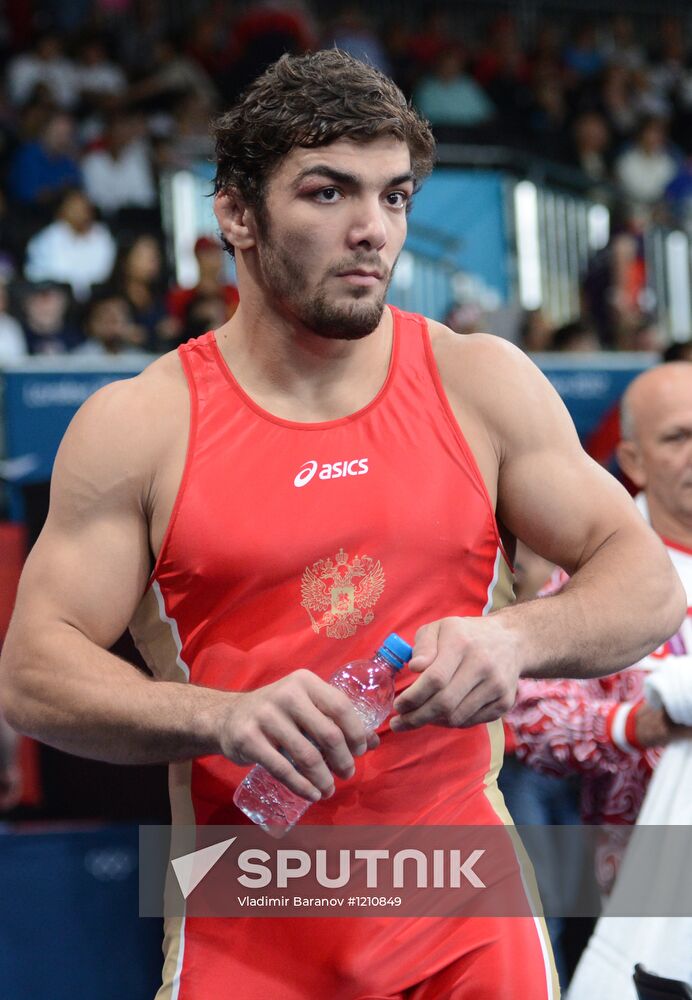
1;1;692;360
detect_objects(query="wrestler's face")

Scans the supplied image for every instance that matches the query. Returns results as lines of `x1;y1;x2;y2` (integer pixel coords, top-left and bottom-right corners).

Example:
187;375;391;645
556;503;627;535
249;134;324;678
254;136;414;339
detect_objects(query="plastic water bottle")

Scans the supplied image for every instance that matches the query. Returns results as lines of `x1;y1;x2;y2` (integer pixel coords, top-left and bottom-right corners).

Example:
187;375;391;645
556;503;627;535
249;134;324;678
233;633;413;836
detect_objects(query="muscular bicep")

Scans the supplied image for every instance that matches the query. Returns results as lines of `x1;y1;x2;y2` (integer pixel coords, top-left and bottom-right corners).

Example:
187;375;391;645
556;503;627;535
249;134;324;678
489;345;646;572
12;381;153;649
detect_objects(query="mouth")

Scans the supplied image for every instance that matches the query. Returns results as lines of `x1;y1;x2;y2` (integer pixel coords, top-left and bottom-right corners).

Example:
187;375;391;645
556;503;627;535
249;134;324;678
336;269;383;287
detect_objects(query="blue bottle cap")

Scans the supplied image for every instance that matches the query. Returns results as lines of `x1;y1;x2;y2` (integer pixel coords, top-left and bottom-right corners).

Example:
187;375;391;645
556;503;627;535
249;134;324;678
378;633;413;670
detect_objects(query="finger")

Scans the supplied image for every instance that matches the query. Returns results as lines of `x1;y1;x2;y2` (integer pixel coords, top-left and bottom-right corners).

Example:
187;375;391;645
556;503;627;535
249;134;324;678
392;642;467;717
460;696;511;728
244;743;325;802
366;731;380;751
310;682;370;757
292;703;358;781
408;621;442;672
391;671;484;732
393;678;509;733
270;720;338;797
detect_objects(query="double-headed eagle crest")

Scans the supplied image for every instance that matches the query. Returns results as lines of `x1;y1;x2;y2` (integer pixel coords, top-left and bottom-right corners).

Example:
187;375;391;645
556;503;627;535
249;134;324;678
301;547;385;639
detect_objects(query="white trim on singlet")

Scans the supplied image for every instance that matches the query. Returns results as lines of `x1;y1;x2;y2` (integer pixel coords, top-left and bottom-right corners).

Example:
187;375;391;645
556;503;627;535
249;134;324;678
482;547;503;617
170;912;187;1000
152;580;191;681
533;913;558;999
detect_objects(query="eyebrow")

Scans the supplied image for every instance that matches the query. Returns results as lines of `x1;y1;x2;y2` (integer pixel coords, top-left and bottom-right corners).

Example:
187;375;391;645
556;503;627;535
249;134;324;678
292;165;415;189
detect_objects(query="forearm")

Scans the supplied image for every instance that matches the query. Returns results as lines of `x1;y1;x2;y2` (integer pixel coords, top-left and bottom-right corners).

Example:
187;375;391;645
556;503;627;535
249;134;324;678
0;623;231;765
499;529;685;679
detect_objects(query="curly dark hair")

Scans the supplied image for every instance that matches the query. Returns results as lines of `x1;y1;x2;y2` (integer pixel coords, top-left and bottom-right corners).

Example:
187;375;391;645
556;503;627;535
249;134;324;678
212;49;435;222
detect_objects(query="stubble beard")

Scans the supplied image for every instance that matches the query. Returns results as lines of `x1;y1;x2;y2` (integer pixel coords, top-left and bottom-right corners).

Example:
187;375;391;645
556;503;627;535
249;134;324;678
257;230;394;341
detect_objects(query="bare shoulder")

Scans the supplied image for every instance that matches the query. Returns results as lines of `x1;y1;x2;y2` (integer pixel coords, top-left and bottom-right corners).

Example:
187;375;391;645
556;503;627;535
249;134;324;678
427;318;545;399
52;350;189;516
425;318;577;455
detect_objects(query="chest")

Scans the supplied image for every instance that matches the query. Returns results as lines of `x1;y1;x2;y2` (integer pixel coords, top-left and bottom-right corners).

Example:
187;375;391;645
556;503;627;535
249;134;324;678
147;374;499;569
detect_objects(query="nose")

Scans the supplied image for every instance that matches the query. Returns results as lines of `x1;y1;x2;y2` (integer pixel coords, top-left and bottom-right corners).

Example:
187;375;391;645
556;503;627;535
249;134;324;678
346;196;388;252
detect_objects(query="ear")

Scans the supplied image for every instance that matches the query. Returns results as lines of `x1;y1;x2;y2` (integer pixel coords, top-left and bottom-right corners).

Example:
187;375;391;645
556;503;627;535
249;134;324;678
616;439;647;489
214;189;257;253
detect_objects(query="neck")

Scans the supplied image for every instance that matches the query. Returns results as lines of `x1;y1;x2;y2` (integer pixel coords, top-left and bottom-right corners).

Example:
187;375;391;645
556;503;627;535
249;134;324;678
647;493;692;550
213;293;393;423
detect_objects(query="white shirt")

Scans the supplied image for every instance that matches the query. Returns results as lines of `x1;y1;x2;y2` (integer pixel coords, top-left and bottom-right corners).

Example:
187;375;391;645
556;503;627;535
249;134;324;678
25;221;116;300
76;63;127;97
615;146;678;204
82;141;156;214
7;54;79;108
0;314;27;363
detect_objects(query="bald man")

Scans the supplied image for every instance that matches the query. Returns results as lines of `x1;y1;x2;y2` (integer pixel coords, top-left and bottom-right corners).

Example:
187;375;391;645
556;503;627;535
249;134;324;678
504;361;692;875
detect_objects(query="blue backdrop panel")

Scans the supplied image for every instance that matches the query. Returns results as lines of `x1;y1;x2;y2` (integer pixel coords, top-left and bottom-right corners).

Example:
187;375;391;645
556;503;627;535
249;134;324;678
1;363;147;519
534;354;654;441
0;825;162;999
1;355;654;513
405;169;509;303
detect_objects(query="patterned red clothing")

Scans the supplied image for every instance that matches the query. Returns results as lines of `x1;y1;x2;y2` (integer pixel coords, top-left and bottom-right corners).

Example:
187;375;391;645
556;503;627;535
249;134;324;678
504;522;692;888
504;668;659;826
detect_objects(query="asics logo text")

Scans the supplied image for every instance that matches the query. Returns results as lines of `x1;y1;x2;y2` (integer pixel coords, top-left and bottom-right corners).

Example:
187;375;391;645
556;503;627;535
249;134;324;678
293;459;369;488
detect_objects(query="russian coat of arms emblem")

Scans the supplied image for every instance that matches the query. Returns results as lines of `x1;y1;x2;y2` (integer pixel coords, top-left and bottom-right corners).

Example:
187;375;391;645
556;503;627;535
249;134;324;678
301;548;385;639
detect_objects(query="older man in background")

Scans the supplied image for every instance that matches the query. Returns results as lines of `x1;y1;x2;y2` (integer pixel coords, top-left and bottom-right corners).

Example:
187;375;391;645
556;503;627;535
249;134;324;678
505;361;692;872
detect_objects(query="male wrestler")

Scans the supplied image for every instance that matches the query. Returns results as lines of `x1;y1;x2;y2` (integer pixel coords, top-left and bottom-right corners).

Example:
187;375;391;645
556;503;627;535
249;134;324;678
0;51;685;1000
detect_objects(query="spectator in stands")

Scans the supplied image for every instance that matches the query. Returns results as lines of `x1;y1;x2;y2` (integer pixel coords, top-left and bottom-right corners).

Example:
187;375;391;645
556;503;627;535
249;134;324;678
74;290;147;355
568;110;613;191
527;19;563;84
0;277;27;363
327;6;391;76
473;14;532;123
185;9;227;80
628;314;666;352
155;92;216;171
115;0;168;76
74;34;128;114
112;234;178;350
663;342;692;363
181;290;229;344
648;30;688;120
24;189;116;301
413;45;496;128
598;14;646;72
167;235;239;325
17;281;81;355
550;319;601;352
221;1;315;99
527;69;568;161
598;65;639;145
630;66;673;121
7;111;82;211
615;116;680;213
665;155;692;234
6;31;79;109
519;309;553;353
82;112;157;217
126;34;218;112
582;204;650;348
444;302;483;336
563;21;604;83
